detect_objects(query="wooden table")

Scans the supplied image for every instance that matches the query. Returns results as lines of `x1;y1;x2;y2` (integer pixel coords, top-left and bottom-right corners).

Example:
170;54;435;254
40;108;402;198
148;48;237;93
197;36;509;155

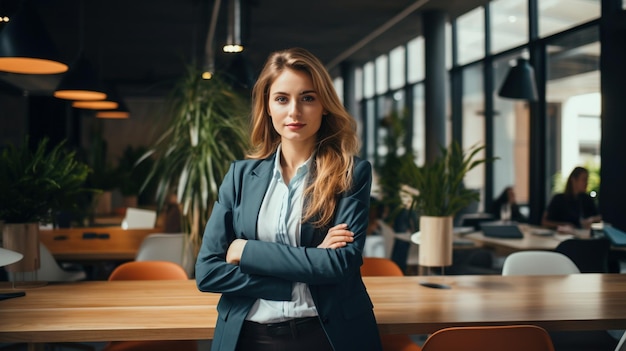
2;274;626;343
39;227;163;262
463;224;587;255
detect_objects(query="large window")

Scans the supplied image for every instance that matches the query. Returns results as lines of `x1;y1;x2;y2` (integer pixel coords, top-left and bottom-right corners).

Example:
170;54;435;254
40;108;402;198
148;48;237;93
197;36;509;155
545;26;600;198
352;0;605;222
389;46;406;90
539;0;600;38
407;37;425;84
462;63;486;209
457;7;485;65
412;84;426;166
489;0;529;54
493;53;530;206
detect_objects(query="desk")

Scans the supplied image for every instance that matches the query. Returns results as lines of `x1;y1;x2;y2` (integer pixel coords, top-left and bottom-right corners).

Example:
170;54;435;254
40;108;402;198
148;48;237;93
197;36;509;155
39;227;163;262
2;274;626;343
464;225;582;255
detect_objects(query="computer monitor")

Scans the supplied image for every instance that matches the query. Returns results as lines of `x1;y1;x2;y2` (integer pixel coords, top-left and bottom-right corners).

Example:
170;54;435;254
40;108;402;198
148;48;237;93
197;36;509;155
480;221;524;239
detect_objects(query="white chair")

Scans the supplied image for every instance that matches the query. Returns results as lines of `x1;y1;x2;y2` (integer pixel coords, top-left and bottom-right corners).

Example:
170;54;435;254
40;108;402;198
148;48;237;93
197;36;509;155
8;243;87;282
135;233;193;277
502;251;580;276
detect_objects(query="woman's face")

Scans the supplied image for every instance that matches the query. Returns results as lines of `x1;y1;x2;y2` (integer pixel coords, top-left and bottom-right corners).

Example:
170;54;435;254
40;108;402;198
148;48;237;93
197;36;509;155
268;68;324;148
572;172;589;194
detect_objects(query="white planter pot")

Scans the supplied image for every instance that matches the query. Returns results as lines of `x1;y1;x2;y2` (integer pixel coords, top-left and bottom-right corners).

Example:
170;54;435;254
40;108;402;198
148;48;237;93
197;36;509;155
418;215;453;267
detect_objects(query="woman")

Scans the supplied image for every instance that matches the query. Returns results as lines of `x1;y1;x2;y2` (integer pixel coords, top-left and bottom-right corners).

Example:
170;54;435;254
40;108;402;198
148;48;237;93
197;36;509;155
195;48;382;351
490;186;527;223
542;166;601;231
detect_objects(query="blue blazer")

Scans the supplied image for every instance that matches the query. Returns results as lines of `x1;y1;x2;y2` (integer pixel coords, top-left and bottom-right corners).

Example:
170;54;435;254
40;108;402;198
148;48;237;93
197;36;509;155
195;154;382;351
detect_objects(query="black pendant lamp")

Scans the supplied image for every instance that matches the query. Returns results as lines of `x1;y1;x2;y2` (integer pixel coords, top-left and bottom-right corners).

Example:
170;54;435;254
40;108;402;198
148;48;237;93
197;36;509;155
73;84;125;112
53;0;106;101
498;58;538;101
223;0;244;53
96;98;130;119
54;54;107;101
0;3;68;74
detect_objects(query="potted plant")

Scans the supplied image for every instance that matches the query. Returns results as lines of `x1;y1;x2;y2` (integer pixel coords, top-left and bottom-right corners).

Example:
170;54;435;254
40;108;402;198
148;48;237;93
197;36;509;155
116;145;155;209
403;141;494;269
139;66;250;260
0;137;91;273
85;130;119;217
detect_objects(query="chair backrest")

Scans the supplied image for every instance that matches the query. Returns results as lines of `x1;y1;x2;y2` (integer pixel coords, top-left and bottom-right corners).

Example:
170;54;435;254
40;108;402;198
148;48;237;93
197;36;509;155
108;261;188;281
555;238;610;273
502;251;580;276
421;325;555;351
361;257;404;277
8;243;86;282
135;233;193;277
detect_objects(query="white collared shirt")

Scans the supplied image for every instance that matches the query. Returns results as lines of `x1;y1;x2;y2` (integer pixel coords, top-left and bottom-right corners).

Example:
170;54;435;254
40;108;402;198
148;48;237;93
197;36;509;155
246;146;318;323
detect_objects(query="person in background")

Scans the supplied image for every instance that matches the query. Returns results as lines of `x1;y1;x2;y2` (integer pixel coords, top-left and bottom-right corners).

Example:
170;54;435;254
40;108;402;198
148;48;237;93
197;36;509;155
542;166;601;232
195;48;382;351
490;186;527;223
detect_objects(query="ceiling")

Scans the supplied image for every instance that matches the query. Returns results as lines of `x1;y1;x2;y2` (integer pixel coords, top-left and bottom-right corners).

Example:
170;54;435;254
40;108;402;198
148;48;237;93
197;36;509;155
0;0;489;99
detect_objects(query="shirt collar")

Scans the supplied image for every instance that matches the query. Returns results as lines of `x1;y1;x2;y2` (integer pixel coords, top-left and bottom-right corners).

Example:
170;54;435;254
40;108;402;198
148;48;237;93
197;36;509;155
272;144;315;180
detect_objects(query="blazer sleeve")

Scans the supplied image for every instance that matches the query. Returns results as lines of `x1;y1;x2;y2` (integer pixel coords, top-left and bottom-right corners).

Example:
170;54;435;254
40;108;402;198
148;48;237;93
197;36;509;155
195;162;292;301
239;158;372;285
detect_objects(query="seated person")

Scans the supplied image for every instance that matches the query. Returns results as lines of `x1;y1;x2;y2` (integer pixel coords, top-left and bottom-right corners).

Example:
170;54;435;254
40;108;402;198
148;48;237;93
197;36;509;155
490;186;527;223
542;166;601;232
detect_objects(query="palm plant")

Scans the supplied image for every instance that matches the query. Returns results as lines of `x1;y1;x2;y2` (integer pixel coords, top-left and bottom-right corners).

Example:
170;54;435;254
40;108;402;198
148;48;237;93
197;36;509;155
140;66;250;254
404;141;495;217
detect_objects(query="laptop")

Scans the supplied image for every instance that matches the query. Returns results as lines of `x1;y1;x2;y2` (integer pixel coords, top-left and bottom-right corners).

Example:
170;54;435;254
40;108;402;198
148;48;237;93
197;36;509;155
480;221;524;239
603;226;626;247
122;207;157;229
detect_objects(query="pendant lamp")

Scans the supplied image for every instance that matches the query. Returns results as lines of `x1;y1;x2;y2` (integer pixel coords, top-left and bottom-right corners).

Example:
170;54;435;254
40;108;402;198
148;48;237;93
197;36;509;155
73;85;125;111
72;99;118;110
96;98;130;119
54;54;107;101
53;0;107;101
223;0;244;53
0;3;68;74
498;58;538;101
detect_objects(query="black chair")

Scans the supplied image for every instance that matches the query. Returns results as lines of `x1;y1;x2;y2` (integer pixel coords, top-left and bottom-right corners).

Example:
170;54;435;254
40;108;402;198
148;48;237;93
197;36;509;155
554;238;611;273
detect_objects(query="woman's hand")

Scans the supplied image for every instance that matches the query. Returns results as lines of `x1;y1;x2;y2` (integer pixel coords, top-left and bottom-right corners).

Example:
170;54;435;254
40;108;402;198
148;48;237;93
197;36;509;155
226;239;247;265
317;223;354;249
580;215;602;229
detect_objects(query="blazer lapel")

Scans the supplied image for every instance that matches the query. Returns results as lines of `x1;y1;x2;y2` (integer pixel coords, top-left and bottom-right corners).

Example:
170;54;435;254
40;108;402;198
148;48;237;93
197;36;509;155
241;156;274;240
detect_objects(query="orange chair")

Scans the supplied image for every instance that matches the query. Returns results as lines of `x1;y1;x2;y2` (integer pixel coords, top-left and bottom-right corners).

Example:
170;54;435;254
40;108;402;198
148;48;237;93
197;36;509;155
361;257;422;351
108;260;189;281
102;261;197;351
420;325;555;351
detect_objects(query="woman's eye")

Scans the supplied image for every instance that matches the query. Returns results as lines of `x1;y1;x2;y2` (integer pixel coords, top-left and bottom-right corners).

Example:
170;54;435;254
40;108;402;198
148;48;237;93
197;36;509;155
302;95;315;102
275;96;287;103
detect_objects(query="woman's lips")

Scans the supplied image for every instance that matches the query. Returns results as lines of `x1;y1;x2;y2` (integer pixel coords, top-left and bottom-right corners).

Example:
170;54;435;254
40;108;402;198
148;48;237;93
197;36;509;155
287;123;305;130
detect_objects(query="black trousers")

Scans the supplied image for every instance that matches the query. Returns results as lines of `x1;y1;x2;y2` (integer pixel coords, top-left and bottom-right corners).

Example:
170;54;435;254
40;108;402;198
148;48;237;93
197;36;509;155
235;317;333;351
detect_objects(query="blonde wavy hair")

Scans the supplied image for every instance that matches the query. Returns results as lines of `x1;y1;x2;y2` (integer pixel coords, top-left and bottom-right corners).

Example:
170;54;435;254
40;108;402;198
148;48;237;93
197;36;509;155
248;47;360;227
